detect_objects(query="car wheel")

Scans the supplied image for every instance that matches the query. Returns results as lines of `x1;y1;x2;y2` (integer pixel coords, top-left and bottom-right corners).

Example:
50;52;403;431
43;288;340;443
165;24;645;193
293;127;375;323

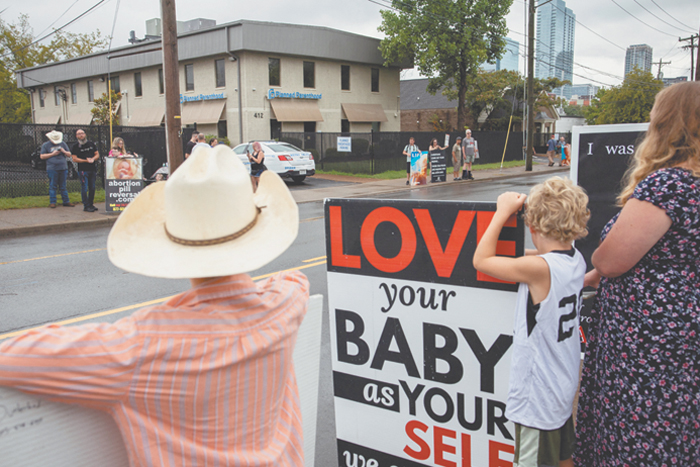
291;175;306;184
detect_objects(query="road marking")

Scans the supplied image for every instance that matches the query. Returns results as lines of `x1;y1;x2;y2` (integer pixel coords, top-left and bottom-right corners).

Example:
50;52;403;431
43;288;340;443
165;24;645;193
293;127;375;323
0;248;106;266
303;256;326;263
0;259;328;341
300;216;324;223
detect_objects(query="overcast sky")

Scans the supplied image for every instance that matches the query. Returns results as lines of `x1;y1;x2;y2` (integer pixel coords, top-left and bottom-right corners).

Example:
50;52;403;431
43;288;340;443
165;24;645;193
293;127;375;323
5;0;700;87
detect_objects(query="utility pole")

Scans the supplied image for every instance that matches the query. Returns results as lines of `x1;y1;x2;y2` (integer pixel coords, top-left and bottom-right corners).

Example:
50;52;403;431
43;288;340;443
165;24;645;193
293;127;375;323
160;0;183;174
679;32;699;81
525;0;536;172
653;59;671;80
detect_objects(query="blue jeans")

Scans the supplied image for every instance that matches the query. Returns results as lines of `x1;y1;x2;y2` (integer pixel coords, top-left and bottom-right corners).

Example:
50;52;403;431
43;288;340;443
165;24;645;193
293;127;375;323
79;170;96;207
47;169;69;204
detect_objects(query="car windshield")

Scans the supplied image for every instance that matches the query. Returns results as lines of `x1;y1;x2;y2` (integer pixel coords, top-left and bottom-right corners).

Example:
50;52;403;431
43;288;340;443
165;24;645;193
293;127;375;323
233;144;251;155
266;143;305;153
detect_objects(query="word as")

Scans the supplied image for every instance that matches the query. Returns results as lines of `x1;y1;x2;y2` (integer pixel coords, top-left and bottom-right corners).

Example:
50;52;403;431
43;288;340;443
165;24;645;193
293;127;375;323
342;451;378;467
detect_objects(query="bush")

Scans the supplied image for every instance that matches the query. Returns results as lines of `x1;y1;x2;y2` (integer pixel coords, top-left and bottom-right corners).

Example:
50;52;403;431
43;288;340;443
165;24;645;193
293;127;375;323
353;138;370;156
324;147;339;159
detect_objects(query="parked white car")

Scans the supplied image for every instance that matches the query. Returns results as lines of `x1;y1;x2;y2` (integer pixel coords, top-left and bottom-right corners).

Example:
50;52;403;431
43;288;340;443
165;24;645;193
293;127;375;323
232;141;315;184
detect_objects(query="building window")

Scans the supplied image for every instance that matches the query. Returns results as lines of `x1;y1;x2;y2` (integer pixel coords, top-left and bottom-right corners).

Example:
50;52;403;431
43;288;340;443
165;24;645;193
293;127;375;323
87;81;94;102
341;119;350;133
372;122;381;132
269;58;280;86
54;86;60;106
217;120;228;138
303;61;315;88
215;59;225;88
134;72;142;97
158;69;164;95
71;83;77;104
341;65;350;91
185;64;194;91
110;76;120;93
304;121;316;133
39;89;45;108
371;68;379;93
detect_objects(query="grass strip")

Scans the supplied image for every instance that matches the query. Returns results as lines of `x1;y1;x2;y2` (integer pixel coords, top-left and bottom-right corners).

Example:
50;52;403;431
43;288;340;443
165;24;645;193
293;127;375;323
0;190;106;210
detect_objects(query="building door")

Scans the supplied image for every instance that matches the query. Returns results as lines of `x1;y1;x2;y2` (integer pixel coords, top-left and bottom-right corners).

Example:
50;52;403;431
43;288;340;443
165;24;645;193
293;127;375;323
270;119;281;140
303;122;316;149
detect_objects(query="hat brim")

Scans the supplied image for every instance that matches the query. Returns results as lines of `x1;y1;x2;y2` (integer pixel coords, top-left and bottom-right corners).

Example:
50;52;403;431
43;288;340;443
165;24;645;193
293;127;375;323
107;170;298;279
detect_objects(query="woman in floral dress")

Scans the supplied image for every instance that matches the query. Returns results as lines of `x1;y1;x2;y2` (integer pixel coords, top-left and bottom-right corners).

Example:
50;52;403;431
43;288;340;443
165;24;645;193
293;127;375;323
575;81;700;466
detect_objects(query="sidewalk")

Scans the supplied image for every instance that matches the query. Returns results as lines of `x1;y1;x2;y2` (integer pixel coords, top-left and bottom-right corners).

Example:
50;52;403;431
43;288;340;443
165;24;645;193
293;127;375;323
0;162;568;238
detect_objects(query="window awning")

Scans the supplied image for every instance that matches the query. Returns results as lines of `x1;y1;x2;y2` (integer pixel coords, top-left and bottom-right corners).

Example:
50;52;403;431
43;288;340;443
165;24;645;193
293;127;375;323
181;100;226;125
35;114;61;124
269;99;324;122
341;103;388;122
127;108;164;127
69;113;94;125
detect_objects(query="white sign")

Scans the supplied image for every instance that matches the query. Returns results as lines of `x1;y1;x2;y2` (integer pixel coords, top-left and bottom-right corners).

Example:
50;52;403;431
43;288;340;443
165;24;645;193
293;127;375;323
325;199;523;467
444;134;450;147
337;137;352;153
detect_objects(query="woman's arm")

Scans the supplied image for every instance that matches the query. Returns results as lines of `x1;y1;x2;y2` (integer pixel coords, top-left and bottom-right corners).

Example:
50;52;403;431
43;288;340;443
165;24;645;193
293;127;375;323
592;198;671;277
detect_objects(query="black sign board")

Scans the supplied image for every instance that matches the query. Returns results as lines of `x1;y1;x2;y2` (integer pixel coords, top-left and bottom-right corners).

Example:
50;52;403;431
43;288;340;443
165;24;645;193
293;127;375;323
429;150;447;183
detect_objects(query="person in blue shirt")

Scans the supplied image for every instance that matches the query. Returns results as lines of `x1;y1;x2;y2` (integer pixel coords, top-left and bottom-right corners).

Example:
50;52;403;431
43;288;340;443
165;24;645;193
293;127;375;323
546;134;557;167
40;130;75;208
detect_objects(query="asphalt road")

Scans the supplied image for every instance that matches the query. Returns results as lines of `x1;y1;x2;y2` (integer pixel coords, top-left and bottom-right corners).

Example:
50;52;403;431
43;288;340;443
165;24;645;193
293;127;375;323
0;172;549;467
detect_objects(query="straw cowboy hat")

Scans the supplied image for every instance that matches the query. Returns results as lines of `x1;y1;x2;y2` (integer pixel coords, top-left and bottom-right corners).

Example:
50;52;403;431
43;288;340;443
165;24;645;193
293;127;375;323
46;130;63;144
107;144;298;279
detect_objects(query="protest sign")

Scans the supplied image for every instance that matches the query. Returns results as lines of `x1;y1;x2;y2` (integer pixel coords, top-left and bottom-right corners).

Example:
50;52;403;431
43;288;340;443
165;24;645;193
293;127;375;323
105;157;144;213
429;150;447;183
325;198;523;467
410;151;428;186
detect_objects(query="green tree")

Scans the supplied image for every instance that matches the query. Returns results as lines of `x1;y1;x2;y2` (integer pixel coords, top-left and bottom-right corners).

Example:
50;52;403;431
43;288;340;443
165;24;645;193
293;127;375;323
91;90;122;125
378;0;512;130
584;68;663;125
561;103;585;117
0;14;108;123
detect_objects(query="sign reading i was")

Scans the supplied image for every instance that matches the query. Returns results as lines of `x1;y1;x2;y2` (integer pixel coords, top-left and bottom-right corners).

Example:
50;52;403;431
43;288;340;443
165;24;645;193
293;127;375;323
325;198;523;467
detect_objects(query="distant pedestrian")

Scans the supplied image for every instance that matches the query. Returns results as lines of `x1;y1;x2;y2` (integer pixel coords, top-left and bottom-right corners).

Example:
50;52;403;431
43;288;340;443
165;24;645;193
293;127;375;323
461;129;479;180
546;134;557;166
403;136;420;186
108;137;136;158
452;136;463;180
40;130;75;208
558;136;568;166
71;129;100;212
209;137;219;147
185;131;199;159
247;141;266;191
192;133;210;153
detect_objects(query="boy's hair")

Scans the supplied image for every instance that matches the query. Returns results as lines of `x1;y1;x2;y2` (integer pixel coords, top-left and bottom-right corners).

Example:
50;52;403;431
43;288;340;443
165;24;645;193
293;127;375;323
525;177;590;243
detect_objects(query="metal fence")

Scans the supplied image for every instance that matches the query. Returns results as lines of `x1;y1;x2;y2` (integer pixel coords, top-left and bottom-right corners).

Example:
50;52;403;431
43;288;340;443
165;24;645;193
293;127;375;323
279;130;531;175
0;123;168;198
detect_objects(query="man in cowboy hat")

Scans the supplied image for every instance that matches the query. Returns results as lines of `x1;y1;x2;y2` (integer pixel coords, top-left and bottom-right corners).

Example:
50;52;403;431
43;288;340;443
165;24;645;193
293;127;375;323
0;146;308;466
40;130;75;208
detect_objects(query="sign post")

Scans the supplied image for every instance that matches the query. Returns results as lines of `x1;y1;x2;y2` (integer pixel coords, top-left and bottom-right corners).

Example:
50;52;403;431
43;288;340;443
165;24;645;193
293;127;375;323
325;198;523;466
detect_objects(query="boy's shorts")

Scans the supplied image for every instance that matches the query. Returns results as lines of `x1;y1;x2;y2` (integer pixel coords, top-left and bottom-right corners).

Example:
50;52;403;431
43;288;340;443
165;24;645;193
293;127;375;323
463;153;475;164
513;415;575;467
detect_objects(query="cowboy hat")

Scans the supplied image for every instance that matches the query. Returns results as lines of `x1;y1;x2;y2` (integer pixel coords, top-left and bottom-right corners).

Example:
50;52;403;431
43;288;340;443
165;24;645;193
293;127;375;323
46;130;63;144
107;145;298;279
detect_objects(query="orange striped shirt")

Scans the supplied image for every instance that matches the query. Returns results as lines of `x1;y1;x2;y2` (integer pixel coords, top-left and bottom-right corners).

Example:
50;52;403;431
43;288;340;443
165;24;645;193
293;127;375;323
0;271;309;467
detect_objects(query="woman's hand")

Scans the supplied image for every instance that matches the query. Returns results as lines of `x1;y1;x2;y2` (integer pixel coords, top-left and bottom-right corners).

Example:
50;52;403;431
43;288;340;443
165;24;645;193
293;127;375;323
584;269;601;289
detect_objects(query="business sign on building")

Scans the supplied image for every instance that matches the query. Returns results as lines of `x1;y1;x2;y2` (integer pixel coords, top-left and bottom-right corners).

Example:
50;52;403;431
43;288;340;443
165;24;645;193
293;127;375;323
105;157;144;213
267;89;322;100
325;198;522;467
180;92;225;103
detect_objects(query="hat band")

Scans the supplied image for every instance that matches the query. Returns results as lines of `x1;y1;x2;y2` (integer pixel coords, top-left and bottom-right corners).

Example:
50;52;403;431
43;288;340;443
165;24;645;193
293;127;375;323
164;207;261;247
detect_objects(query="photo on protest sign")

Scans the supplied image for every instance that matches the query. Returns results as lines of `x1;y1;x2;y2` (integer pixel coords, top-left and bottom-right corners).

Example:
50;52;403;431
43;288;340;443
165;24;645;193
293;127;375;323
105;157;143;180
410;151;428;186
325;198;524;467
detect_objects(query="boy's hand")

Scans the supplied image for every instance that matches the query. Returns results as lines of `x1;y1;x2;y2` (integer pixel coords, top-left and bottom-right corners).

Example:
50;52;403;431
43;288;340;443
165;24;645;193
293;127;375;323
496;192;526;216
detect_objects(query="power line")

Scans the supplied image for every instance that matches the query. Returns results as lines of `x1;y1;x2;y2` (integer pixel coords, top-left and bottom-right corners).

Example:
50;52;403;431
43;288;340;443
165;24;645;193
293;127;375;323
34;0;82;39
630;0;696;34
608;0;677;38
648;0;697;32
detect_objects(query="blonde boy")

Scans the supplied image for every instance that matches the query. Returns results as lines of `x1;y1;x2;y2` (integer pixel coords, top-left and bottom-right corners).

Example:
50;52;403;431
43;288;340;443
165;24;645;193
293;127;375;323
473;177;590;467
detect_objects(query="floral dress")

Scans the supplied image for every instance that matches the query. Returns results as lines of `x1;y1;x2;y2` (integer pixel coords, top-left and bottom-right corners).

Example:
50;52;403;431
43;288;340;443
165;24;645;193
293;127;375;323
574;167;700;466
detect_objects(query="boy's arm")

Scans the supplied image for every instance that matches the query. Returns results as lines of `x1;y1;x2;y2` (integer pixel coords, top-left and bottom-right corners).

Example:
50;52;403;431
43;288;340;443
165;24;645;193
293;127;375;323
473;193;548;284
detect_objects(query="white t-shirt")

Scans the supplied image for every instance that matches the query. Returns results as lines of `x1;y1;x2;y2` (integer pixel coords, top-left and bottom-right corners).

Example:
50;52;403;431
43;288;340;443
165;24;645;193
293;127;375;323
505;248;585;430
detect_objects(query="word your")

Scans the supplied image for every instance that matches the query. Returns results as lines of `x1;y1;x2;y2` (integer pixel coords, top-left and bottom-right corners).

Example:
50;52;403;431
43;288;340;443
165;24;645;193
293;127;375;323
379;283;455;312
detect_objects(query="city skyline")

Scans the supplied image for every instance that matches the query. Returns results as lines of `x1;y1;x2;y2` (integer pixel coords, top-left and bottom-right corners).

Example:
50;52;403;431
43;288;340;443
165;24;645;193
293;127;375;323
624;44;654;77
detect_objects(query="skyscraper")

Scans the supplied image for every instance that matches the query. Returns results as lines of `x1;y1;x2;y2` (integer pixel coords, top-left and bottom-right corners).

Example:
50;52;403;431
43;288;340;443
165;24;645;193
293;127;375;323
535;0;575;97
481;38;521;73
624;44;653;77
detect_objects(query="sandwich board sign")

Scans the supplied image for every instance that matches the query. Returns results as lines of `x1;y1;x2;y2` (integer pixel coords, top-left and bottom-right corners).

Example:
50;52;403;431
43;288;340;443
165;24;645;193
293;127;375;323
0;295;324;467
325;198;523;467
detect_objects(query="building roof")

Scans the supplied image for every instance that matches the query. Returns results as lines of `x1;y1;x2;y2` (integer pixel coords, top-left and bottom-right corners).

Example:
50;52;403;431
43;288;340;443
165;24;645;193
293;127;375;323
17;20;408;89
400;79;456;110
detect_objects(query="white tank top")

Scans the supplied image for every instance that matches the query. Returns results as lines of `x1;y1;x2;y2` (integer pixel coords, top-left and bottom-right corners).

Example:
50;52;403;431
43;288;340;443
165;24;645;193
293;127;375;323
505;248;585;430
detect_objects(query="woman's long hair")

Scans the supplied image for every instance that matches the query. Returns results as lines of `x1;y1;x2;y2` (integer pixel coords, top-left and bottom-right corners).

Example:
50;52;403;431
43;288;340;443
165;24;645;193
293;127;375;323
618;81;700;205
111;137;126;154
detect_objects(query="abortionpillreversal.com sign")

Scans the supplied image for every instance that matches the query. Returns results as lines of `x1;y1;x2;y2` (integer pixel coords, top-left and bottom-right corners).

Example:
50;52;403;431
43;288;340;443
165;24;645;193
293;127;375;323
325;198;523;467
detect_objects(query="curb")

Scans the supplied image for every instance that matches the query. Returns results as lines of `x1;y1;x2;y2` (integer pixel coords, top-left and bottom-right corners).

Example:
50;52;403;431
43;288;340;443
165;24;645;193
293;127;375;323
0;216;118;239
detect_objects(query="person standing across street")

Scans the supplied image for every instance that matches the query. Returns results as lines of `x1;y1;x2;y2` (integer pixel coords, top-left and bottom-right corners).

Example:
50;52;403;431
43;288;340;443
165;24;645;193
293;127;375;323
546;134;557;166
403;136;420;186
452;136;463;180
461;129;478;180
71;129;100;212
0;145;309;467
193;133;210;152
40;130;75;208
184;130;199;159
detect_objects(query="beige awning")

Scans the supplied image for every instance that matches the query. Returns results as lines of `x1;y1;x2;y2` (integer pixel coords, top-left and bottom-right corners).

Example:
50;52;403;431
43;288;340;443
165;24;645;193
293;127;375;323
341;103;388;122
68;113;94;125
35;114;61;124
128;107;164;127
181;100;226;125
269;99;324;122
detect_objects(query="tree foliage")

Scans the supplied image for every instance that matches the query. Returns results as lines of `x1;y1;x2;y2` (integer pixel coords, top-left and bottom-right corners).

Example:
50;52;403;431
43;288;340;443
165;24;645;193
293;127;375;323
91;90;122;126
378;0;513;130
584;68;663;125
0;14;108;123
561;103;585;117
